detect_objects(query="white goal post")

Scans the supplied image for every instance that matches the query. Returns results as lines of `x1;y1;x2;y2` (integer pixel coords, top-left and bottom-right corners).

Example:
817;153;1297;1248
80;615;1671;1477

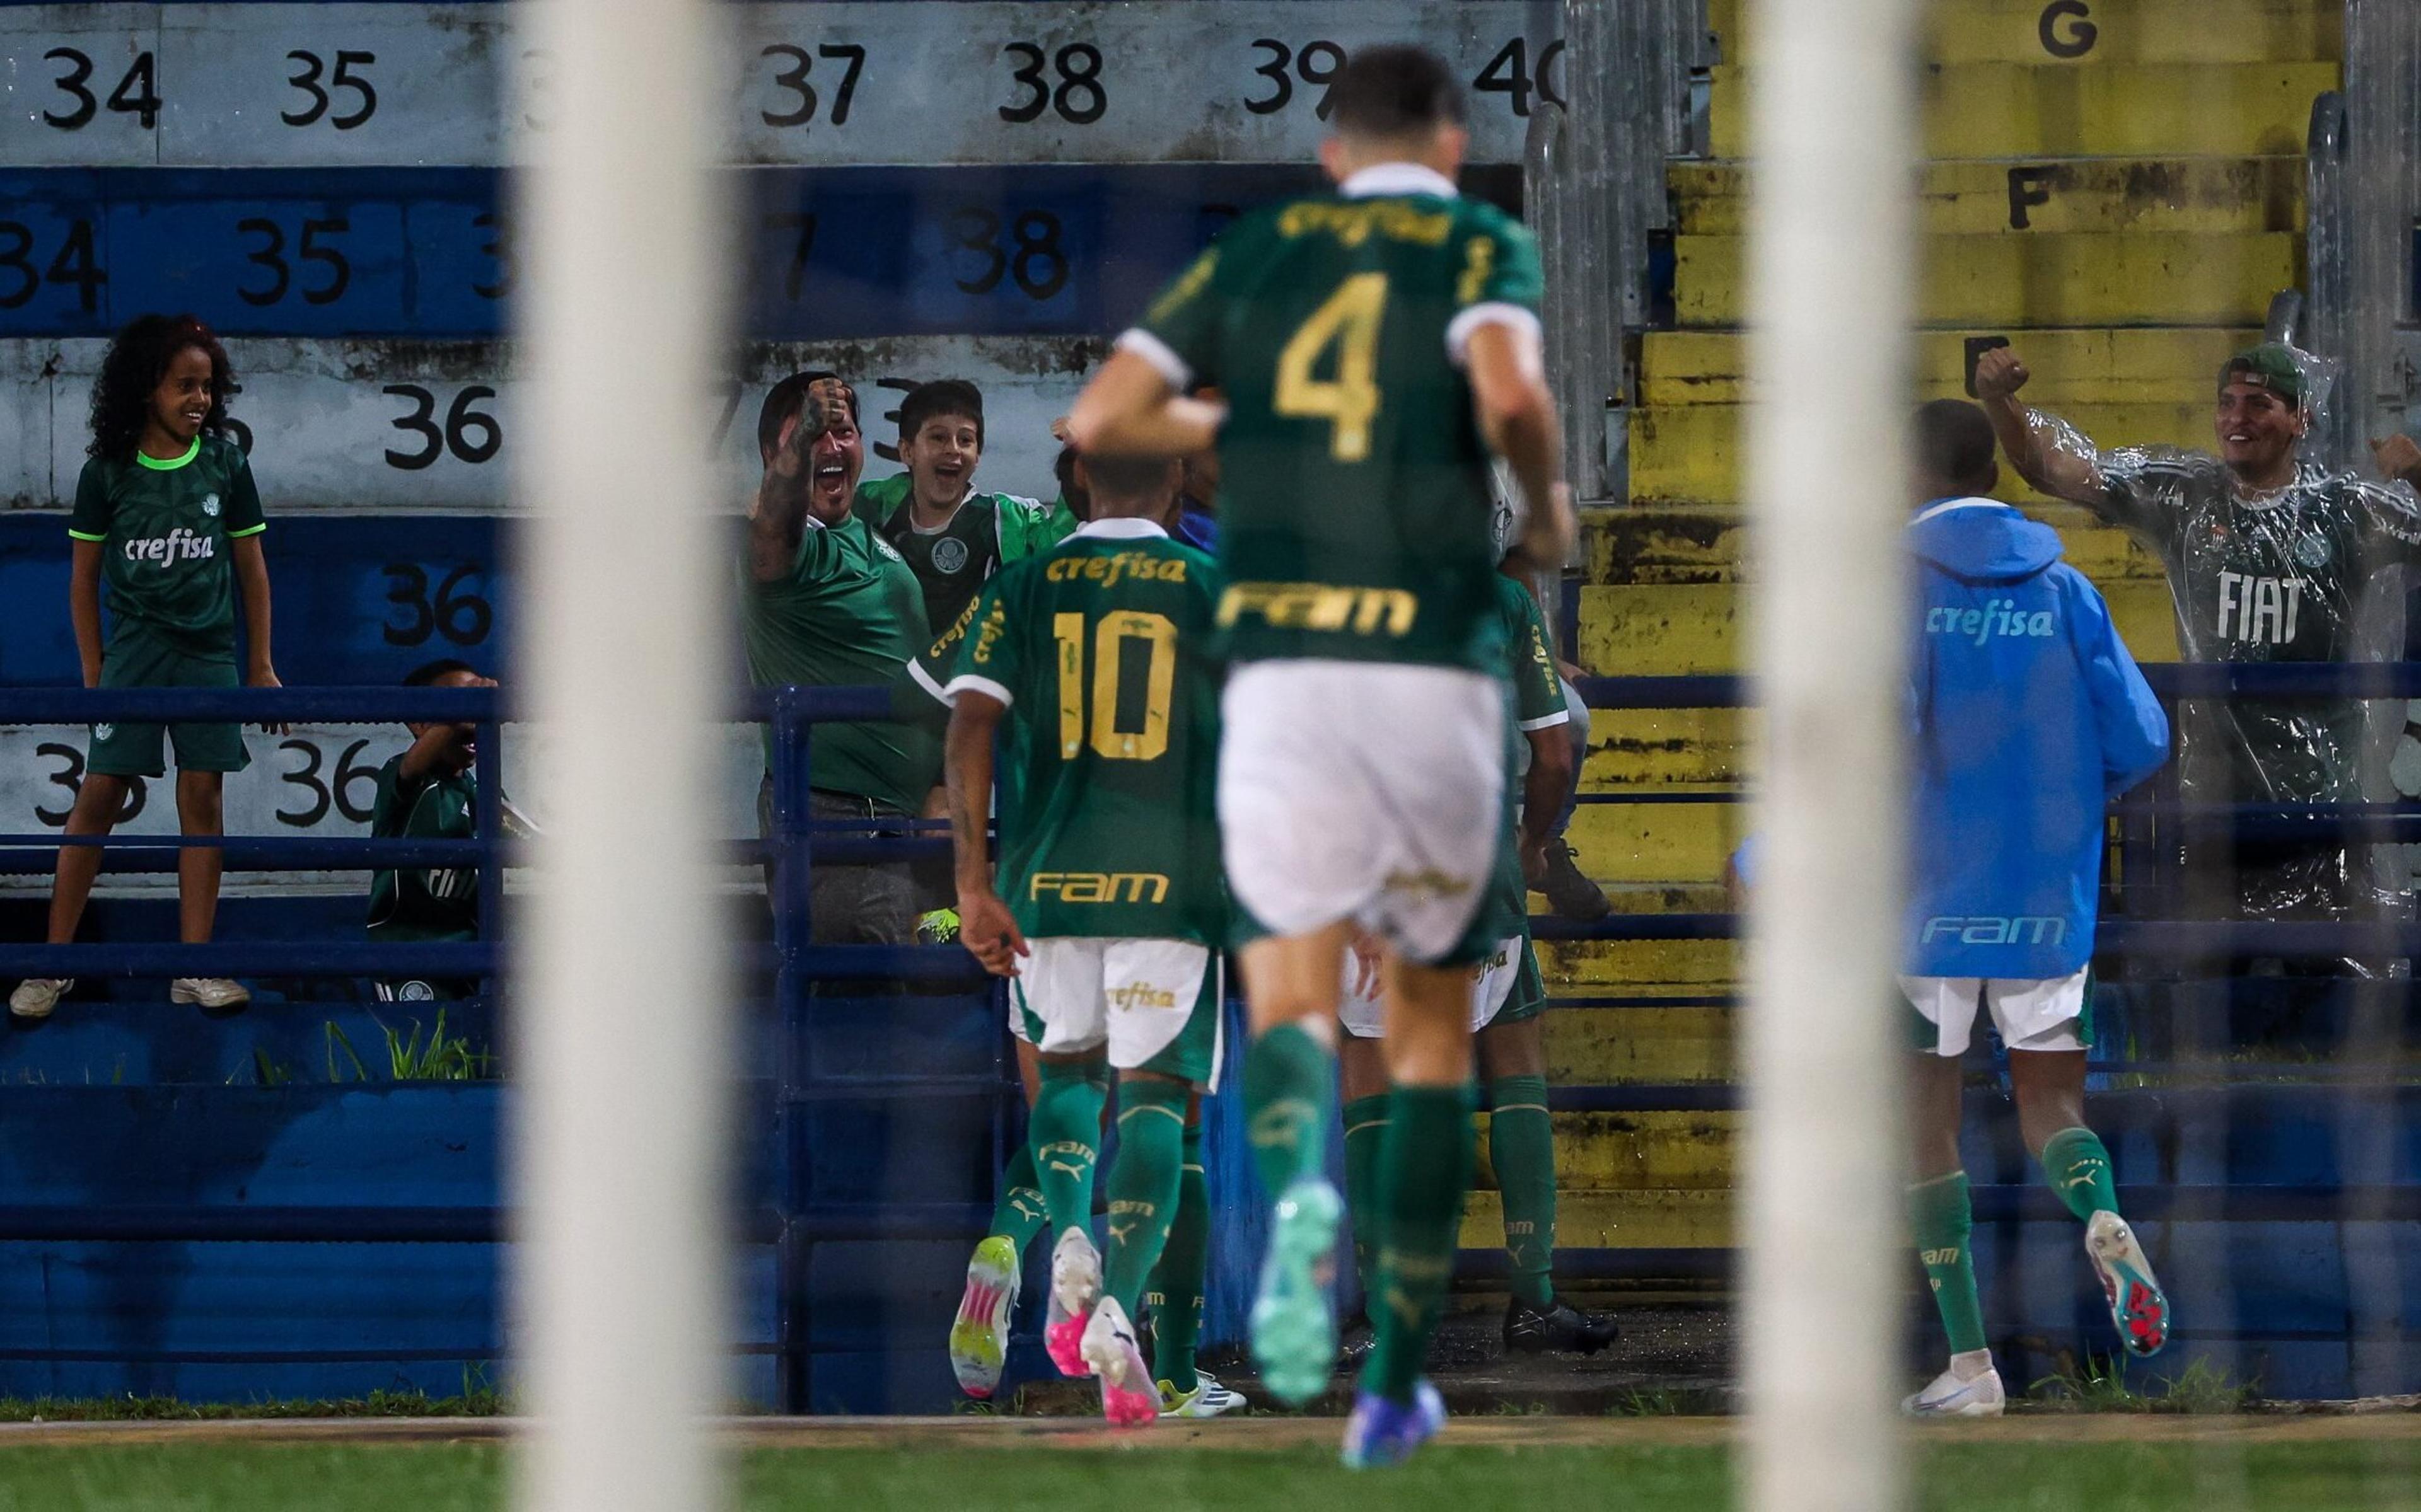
1742;1;1919;1509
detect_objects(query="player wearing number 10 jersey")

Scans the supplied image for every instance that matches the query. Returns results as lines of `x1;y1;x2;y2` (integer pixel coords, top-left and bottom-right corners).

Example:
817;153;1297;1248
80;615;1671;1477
944;453;1229;1428
1068;45;1577;1468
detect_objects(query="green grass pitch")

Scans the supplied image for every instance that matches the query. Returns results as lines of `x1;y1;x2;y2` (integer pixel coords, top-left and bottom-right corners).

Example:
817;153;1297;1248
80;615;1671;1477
3;1439;2420;1512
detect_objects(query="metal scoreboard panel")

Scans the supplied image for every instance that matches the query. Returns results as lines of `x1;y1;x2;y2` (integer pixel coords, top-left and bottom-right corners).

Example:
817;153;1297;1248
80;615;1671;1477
3;334;1104;512
0;3;1560;168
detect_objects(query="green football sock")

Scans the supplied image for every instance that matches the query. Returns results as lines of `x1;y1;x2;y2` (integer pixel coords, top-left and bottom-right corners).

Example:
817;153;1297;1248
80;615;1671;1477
1145;1124;1209;1393
1342;1092;1392;1300
1029;1060;1109;1238
1103;1078;1189;1315
2040;1126;2119;1223
1362;1083;1477;1404
987;1142;1050;1255
1487;1075;1557;1309
1910;1170;1987;1356
1243;1022;1335;1197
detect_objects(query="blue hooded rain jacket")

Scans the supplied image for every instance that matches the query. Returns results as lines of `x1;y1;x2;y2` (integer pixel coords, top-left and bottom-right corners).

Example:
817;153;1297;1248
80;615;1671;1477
1906;497;2170;979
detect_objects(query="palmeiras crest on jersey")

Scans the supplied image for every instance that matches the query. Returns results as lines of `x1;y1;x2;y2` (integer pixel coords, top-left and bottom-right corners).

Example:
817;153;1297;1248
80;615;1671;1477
2292;529;2332;570
931;536;971;575
202;493;221;517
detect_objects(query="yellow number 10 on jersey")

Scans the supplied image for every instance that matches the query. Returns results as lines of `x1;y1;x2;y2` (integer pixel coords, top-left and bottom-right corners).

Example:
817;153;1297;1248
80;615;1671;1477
1053;609;1177;761
1275;272;1388;463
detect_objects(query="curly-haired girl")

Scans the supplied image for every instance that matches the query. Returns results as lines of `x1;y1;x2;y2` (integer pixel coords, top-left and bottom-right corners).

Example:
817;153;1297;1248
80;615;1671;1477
9;315;279;1022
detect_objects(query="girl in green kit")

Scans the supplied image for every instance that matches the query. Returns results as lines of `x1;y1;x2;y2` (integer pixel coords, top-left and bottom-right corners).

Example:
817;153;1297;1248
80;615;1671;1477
8;315;279;1022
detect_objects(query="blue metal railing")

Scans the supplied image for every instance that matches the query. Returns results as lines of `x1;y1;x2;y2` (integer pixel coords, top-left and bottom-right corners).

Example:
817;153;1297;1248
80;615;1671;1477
6;664;2420;1391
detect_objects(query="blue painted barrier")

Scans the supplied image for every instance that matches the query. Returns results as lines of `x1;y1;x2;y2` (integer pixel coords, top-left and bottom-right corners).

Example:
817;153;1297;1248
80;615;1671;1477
5;669;2421;1405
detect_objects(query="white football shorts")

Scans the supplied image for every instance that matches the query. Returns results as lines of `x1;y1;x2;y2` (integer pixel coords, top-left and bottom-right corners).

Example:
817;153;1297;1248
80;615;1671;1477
1337;934;1528;1039
1900;969;2090;1058
1219;659;1506;965
1010;937;1224;1085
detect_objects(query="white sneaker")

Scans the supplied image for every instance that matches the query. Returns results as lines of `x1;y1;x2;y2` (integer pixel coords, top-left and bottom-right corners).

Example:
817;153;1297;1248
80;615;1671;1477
8;979;70;1021
1158;1370;1245;1419
1079;1295;1159;1428
170;978;250;1012
1903;1365;2006;1417
1045;1228;1102;1378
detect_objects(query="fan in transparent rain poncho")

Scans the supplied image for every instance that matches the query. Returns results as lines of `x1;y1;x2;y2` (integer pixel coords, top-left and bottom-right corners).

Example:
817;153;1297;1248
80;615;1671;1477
1975;340;2421;959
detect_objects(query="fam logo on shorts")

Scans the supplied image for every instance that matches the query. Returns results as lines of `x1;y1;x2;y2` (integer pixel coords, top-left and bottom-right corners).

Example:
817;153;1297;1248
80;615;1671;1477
201;493;221;518
930;536;970;575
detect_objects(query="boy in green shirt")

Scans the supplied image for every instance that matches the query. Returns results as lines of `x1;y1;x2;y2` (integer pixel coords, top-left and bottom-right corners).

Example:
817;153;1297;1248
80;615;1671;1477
852;379;1076;633
366;658;500;1003
12;315;279;1022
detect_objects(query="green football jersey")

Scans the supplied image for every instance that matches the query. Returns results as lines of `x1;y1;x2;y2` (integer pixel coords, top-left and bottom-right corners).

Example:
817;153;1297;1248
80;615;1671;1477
739;511;943;813
853;477;1077;633
1127;163;1543;674
67;435;267;657
366;755;479;944
1480;574;1569;933
946;519;1226;942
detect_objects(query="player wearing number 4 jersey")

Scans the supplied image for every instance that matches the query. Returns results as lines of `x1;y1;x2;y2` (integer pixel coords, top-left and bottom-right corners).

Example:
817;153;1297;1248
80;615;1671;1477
1070;44;1576;1469
946;453;1232;1428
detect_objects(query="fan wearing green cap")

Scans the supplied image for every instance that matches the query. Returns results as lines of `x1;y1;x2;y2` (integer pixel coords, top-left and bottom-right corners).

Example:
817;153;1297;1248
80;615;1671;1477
1973;340;2421;938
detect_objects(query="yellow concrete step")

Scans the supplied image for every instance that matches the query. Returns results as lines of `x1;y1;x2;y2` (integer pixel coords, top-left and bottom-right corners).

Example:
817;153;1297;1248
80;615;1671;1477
1565;789;1745;887
1462;1189;1732;1252
1478;1111;1741;1192
1540;936;1739;993
1709;0;2340;67
1675;231;2294;328
1709;63;2335;161
1581;502;2163;586
1639;327;2259;407
1576;580;2183;675
1632;401;2215;507
1675;158;2302;238
1545;1006;1738;1088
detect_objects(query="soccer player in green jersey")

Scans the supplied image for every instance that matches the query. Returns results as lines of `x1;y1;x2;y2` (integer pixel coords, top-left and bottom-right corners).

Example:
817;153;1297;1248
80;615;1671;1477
1067;45;1576;1465
943;451;1229;1428
1337;564;1619;1358
366;658;499;1004
12;316;279;1023
853;379;1076;633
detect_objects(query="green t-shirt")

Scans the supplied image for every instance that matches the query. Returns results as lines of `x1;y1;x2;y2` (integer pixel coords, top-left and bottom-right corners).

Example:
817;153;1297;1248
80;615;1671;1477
739;510;944;813
67;435;267;657
945;519;1227;942
1125;163;1543;674
853;476;1077;633
1482;574;1569;933
366;754;479;944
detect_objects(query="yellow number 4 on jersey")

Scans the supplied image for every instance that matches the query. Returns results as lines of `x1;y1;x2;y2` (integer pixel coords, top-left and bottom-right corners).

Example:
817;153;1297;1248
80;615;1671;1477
1275;273;1388;463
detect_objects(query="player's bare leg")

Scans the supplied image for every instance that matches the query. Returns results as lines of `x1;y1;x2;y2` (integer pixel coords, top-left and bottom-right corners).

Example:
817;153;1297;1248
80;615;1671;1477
1342;956;1472;1469
168;768;247;1012
2011;1047;2168;1357
1238;922;1353;1405
1904;1049;2002;1416
9;773;127;1020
